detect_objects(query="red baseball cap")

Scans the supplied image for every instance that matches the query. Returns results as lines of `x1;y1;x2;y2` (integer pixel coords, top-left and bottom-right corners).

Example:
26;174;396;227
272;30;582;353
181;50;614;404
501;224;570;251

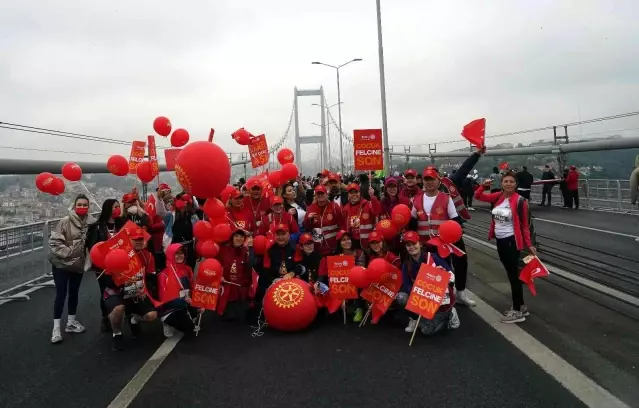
368;231;383;243
130;227;145;240
403;231;419;244
299;233;314;245
422;168;440;179
229;189;242;200
346;183;360;192
328;173;341;182
270;196;283;206
336;230;350;241
158;183;171;191
247;179;262;190
314;185;327;194
405;169;417;177
181;194;193;204
174;199;186;210
273;223;289;233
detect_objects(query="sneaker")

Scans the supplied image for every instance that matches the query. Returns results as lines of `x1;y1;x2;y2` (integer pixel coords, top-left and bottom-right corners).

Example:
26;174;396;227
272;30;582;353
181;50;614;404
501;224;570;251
353;308;364;323
65;320;86;333
448;307;460;329
456;290;476;307
163;323;176;338
501;310;525;324
51;327;63;344
112;334;124;351
468;207;475;211
405;318;417;333
520;305;530;317
101;317;112;333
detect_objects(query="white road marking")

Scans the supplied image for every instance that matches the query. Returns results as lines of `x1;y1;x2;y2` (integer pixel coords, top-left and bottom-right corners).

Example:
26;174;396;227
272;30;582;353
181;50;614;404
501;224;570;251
464;235;639;308
467;290;631;408
106;333;183;408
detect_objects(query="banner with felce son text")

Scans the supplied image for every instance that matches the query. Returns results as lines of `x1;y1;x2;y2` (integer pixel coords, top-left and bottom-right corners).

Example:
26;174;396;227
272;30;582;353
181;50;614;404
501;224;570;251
190;262;224;310
97;229;142;286
327;255;358;300
361;264;402;321
405;263;451;320
128;141;147;174
147;135;159;176
353;129;383;171
249;134;269;168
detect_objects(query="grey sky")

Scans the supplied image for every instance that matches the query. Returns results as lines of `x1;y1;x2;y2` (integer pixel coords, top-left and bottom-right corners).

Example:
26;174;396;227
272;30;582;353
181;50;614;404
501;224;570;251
1;0;638;163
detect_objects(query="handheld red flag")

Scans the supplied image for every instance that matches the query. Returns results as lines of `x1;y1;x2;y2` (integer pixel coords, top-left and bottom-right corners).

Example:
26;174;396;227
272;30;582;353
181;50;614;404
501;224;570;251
461;118;486;148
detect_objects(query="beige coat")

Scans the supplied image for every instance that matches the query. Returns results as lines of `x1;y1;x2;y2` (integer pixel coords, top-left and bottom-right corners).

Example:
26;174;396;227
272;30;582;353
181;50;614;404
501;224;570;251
48;209;95;273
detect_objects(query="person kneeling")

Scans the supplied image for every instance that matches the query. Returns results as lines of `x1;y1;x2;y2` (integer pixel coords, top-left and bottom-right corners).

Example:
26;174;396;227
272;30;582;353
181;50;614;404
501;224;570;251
395;231;460;336
157;244;197;337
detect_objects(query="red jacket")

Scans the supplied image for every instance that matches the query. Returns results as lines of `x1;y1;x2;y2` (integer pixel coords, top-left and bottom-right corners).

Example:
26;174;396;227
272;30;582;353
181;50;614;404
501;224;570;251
565;170;579;191
216;243;251;302
148;215;165;254
474;186;532;250
226;206;256;234
342;199;377;248
258;211;299;237
158;243;193;304
398;186;422;207
304;201;345;255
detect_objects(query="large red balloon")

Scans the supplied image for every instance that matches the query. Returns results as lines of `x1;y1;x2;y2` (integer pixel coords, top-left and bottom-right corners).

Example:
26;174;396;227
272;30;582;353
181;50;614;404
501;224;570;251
367;258;390;283
439;220;463;244
390;204;411;228
61;162;82;182
202;198;226;220
175;141;230;198
232;128;253;145
107;155;129;177
220;185;236;204
375;219;398;241
136;161;155;184
277;148;294;165
50;177;65;196
213;223;232;243
252;235;267;255
196;240;219;258
193;220;214;240
171;128;190;147
153;116;172;137
280;163;299;181
35;172;56;193
90;242;107;269
268;170;282;188
105;249;129;273
348;266;371;289
263;278;318;331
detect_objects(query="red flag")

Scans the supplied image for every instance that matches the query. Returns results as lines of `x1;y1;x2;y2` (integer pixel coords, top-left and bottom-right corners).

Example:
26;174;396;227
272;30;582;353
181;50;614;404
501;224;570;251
427;236;466;258
216;284;230;315
519;256;550;296
248;269;259;299
208;128;215;143
315;291;343;314
499;161;509;171
461;118;486;148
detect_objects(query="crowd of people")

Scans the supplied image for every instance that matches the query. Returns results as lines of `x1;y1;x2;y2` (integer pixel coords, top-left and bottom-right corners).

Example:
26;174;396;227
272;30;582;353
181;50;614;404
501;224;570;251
48;147;547;351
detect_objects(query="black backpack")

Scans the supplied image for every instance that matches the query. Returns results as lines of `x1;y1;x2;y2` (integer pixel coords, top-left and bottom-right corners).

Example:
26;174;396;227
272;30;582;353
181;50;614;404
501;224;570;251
516;196;536;247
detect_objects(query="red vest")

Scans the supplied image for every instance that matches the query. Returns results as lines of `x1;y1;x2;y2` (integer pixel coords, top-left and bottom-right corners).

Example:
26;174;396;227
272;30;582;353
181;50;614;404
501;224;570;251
412;192;451;243
304;201;343;255
258;212;298;237
343;199;376;248
441;177;471;220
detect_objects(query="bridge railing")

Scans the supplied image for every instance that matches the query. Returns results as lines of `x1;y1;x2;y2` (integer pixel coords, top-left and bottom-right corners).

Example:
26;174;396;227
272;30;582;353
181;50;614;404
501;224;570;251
528;179;637;213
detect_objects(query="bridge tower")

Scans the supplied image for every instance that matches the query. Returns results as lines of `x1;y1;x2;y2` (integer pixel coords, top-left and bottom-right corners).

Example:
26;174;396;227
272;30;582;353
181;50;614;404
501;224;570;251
293;87;328;171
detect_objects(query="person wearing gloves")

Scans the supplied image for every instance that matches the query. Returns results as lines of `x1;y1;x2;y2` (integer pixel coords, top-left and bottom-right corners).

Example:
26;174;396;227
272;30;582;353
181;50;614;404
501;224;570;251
48;194;95;344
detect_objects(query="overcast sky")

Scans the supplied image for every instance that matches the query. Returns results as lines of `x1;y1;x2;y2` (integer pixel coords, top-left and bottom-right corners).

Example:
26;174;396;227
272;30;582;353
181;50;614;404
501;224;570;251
1;0;638;164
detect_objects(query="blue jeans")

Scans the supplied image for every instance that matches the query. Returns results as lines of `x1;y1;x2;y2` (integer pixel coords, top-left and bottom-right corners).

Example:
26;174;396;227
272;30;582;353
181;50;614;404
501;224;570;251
52;267;84;320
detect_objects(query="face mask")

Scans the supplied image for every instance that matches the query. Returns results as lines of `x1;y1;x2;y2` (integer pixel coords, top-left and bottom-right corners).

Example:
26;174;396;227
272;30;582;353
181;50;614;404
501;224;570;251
111;208;121;218
127;206;138;215
75;207;89;217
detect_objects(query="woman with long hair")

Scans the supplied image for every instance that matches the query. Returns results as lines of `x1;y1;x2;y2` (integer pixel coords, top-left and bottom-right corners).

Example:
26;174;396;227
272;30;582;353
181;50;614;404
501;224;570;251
358;231;401;269
281;182;307;228
48;194;95;343
474;170;536;324
86;199;124;332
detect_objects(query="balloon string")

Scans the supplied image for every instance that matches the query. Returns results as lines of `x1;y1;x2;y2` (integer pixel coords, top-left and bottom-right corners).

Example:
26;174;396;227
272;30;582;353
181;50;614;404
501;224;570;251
78;180;102;211
250;308;267;337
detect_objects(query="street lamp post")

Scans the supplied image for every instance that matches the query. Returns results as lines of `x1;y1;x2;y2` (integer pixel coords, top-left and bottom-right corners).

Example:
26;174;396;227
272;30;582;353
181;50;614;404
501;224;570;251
312;59;362;174
376;0;390;176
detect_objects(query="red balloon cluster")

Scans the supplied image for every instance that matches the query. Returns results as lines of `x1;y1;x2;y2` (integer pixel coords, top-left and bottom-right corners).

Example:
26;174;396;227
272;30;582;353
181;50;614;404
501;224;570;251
61;162;82;182
348;266;370;288
153;116;172;137
35;172;65;196
107;155;129;177
193;221;214;240
263;279;318;331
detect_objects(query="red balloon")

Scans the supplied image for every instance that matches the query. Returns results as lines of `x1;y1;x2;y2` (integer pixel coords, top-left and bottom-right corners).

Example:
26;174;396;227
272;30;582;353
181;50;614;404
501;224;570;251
277;148;294;165
198;257;223;278
90;242;107;270
231;128;253;145
268;170;282;188
61;162;82;182
252;235;267;255
439;220;463;244
175;141;230;198
136;161;155;184
213;223;232;243
193;220;214;240
348;266;371;289
196;240;219;258
367;258;390;283
280;163;299;181
375;219;398;241
107;155;129;177
153;116;172;137
220;185;236;204
171;128;190;147
105;249;129;273
50;177;65;196
35;172;56;193
390;204;411;228
203;198;226;220
263;278;318;331
210;216;229;227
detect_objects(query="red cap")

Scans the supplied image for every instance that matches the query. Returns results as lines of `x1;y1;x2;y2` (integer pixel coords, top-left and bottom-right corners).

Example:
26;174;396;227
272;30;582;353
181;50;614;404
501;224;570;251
321;169;330;177
328;173;341;182
270;196;283;206
229;189;242;200
130;227;145;240
385;177;399;186
405;169;417;177
299;233;314;245
336;230;349;241
403;231;419;244
247;179;262;190
123;193;138;204
273;223;289;233
346;183;360;192
369;231;383;243
314;185;327;194
174;199;186;210
181;194;193;204
158;183;171;191
422;168;440;179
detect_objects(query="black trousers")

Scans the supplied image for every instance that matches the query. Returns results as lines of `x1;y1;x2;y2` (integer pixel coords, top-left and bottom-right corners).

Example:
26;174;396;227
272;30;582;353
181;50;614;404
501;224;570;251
95;270;109;318
451;238;468;291
517;190;531;200
52;267;84;320
164;309;196;334
462;193;473;208
496;236;524;310
541;185;552;205
567;190;579;209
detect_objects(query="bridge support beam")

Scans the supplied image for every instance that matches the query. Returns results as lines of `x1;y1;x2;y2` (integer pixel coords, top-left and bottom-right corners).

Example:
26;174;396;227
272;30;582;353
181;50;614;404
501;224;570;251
293;87;327;172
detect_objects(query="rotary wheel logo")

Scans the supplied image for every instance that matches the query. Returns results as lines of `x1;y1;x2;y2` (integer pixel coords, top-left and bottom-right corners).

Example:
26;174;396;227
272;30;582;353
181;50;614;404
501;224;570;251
272;281;304;309
380;219;391;228
174;164;191;192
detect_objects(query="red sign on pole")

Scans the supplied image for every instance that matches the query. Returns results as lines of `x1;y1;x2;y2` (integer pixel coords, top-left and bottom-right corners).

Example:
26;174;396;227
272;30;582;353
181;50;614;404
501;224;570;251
405;263;451;320
147;135;159;176
164;149;182;171
128;141;147;174
353;129;383;171
248;134;269;168
190;262;224;311
327;255;358;300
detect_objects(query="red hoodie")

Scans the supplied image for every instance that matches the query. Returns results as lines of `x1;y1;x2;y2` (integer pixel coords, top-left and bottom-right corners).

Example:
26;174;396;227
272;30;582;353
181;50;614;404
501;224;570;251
157;243;193;304
342;199;377;249
148;215;165;254
217;243;252;302
565;170;579;191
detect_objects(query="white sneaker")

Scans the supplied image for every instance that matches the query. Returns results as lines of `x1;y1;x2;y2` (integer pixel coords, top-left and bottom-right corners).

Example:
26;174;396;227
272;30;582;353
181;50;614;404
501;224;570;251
405;318;417;333
456;290;476;307
468;207;475;211
163;323;176;338
65;320;86;333
448;307;460;329
51;327;63;343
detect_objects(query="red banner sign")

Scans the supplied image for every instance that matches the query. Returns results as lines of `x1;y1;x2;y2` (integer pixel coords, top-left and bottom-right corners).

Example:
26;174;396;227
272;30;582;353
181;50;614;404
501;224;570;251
248;134;269;168
327;255;358;300
361;264;402;323
190;262;224;310
353;129;383;171
147;135;159;176
97;229;142;286
164;148;182;171
128;141;147;174
405;263;451;320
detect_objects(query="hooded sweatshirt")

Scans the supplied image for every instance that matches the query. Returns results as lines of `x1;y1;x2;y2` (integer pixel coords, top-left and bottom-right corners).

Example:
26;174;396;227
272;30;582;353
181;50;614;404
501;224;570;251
157;243;193;315
630;155;639;205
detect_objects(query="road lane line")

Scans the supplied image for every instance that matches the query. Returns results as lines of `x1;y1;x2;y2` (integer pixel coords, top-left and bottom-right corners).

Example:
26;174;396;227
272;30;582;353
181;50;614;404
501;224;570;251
464;235;639;308
467;290;631;408
107;333;183;408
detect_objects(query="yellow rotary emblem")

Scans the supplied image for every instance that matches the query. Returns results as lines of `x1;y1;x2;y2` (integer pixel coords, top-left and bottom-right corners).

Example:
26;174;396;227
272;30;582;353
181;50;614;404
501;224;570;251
326;213;333;221
174;164;191;192
436;207;444;215
272;281;304;309
380;219;391;228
